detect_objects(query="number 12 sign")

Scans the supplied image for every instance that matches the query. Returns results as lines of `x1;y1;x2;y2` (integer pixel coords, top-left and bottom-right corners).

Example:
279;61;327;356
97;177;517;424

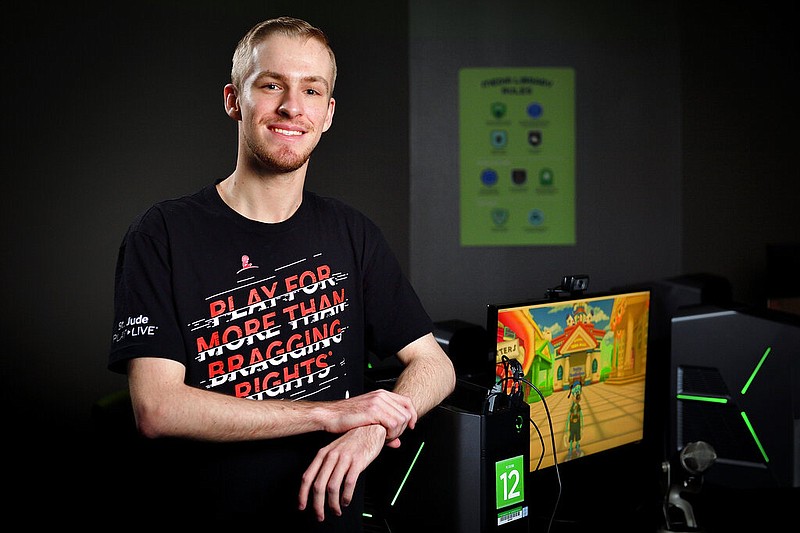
495;455;525;509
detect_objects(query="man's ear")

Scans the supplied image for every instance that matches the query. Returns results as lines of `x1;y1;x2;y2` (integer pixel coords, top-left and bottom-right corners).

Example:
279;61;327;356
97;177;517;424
224;84;241;121
322;97;336;133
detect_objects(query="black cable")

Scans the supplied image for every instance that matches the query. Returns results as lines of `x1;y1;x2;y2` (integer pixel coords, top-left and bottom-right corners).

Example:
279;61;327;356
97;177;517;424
519;376;562;533
493;355;564;532
529;414;546;472
496;355;563;533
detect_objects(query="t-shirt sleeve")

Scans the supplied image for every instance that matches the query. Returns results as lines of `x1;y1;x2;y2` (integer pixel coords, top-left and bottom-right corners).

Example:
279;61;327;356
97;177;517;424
108;209;186;374
361;223;434;359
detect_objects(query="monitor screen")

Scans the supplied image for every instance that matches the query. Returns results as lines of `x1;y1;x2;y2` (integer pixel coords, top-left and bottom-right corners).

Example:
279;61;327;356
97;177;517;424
487;289;651;473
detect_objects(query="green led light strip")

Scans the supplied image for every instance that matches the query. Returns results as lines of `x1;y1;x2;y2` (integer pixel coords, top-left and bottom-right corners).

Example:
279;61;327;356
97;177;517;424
741;346;771;395
391;441;425;507
740;411;769;463
677;350;774;467
676;394;727;403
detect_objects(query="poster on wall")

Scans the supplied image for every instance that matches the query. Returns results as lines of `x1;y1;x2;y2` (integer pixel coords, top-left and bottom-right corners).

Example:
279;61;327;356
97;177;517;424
459;67;575;246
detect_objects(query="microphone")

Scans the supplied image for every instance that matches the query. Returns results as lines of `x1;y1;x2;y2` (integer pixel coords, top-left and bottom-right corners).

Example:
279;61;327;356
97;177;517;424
659;441;717;531
679;441;717;475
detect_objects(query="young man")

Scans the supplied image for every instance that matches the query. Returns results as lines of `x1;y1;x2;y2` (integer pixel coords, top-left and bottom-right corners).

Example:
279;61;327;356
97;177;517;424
108;16;455;530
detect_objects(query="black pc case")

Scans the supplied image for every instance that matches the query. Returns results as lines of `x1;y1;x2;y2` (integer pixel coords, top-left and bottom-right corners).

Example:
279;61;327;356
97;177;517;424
364;379;531;533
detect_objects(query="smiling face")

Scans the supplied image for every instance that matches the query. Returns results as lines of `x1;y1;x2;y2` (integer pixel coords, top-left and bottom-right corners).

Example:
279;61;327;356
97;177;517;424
227;33;336;175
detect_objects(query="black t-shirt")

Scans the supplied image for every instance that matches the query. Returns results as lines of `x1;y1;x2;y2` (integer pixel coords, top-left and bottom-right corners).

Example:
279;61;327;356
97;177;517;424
108;181;433;528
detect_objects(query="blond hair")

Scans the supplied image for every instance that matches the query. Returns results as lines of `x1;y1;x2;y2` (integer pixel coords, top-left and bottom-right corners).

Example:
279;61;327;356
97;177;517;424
231;16;337;94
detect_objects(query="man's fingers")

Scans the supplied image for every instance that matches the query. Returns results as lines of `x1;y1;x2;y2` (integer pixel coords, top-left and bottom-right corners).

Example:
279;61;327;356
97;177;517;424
369;390;417;441
340;467;358;508
311;452;339;521
299;426;384;522
319;452;350;519
325;389;417;442
298;454;323;511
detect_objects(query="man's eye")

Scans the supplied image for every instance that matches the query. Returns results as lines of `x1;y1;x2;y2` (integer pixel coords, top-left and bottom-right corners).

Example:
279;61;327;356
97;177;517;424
263;83;280;90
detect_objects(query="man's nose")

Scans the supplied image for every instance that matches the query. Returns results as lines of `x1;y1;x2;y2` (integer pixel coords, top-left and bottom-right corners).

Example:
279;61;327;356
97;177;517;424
278;91;302;117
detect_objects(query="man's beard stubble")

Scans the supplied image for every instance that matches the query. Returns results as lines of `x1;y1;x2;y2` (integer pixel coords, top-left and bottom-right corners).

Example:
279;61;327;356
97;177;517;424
247;134;314;174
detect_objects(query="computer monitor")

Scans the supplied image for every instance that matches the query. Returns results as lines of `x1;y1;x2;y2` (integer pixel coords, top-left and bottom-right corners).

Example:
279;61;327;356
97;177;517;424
487;288;656;528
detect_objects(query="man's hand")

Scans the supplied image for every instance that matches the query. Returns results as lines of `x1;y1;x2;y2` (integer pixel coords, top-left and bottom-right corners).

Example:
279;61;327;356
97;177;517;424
321;389;417;445
298;424;386;521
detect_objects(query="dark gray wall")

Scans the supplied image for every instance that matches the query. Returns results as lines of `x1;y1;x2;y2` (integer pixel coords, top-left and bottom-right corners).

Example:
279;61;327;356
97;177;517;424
409;0;682;326
408;0;797;327
3;0;796;515
680;1;799;304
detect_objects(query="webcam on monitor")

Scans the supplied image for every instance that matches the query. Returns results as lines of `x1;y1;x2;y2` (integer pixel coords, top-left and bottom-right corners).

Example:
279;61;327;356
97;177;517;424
545;274;590;298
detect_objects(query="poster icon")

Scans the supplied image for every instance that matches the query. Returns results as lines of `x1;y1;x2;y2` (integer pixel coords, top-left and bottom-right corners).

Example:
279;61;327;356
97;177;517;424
491;102;507;119
491;208;509;226
528;208;544;226
491;130;508;149
527;102;543;118
481;168;499;186
540;168;554;186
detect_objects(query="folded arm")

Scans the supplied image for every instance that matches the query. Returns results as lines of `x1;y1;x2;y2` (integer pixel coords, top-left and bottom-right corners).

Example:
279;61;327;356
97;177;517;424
392;332;457;421
127;356;420;443
298;332;456;521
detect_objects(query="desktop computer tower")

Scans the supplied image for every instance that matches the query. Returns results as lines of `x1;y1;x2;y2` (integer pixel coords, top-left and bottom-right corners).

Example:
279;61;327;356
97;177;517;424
364;380;531;533
669;304;800;489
